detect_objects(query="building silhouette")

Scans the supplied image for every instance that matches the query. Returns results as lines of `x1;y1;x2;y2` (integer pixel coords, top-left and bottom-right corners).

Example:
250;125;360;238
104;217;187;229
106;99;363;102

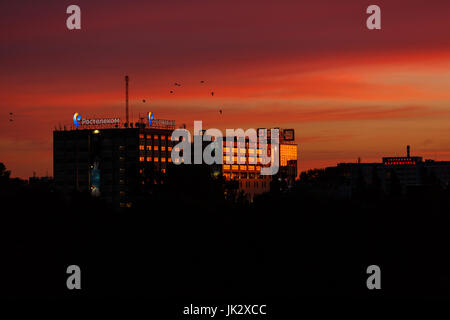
331;146;450;196
54;119;298;205
53;120;175;207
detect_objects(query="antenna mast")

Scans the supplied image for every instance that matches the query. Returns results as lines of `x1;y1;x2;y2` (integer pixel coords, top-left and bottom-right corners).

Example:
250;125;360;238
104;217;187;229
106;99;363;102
125;75;129;126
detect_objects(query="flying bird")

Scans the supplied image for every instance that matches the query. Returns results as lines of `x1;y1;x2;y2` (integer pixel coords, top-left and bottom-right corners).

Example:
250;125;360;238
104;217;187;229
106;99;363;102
211;91;214;96
170;90;174;94
142;99;146;103
219;109;222;115
200;80;205;83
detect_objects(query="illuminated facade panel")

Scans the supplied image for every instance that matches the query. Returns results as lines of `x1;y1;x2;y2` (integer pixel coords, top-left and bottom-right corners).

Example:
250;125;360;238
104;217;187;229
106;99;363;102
280;144;298;167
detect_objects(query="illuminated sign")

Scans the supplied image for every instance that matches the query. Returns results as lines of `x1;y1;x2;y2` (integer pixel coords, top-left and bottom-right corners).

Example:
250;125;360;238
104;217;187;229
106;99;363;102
72;112;120;127
148;111;154;126
382;157;422;166
146;111;175;128
152;119;176;127
283;129;295;141
73;113;81;127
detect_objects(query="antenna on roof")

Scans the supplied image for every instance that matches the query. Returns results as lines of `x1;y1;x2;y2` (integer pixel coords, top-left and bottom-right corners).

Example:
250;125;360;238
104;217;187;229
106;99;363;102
125;75;129;126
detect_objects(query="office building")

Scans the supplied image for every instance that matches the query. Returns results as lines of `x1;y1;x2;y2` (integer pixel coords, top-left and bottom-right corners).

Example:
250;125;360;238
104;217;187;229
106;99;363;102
220;128;298;200
53;119;175;207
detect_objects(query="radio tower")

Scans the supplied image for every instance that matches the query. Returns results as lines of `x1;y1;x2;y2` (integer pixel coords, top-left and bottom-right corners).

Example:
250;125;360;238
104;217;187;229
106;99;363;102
125;75;129;126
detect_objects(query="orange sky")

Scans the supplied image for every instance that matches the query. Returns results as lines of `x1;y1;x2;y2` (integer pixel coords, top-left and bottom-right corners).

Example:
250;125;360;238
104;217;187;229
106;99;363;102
1;0;450;178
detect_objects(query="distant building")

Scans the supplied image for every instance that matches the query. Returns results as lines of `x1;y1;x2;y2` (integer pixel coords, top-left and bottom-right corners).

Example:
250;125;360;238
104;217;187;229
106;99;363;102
333;146;450;196
28;175;54;189
219;127;298;201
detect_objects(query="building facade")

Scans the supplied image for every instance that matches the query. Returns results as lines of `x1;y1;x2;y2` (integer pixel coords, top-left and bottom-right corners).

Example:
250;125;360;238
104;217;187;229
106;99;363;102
54;122;175;207
219;127;298;200
54;122;299;205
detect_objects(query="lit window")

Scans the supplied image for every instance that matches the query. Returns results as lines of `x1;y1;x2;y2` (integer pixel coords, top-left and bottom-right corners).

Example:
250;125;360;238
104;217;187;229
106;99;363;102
162;168;166;173
154;157;159;162
139;134;145;139
161;158;166;162
168;136;172;141
146;145;152;151
146;135;151;139
232;165;239;170
139;157;144;162
146;157;151;162
154;135;159;139
161;136;166;140
161;146;166;151
139;145;145;150
223;165;230;170
168;147;172;151
168;158;172;163
154;146;159;151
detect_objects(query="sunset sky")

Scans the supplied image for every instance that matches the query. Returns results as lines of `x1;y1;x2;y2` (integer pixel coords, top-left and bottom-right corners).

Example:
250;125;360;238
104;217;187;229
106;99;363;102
1;0;450;178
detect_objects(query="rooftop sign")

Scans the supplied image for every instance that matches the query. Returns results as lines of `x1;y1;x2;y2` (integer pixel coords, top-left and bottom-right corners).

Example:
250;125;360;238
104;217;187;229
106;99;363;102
73;112;120;127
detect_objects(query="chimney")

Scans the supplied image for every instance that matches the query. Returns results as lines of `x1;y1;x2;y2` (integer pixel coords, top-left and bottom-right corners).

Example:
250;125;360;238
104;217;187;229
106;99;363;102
407;145;410;158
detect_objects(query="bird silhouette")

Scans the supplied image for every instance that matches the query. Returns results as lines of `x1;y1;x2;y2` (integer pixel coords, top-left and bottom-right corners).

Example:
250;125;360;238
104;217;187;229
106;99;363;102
200;80;205;83
170;90;174;94
211;91;214;96
219;109;222;115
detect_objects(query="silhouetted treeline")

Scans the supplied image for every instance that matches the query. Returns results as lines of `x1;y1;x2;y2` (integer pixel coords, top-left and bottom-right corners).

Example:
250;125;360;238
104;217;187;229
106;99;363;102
1;162;450;300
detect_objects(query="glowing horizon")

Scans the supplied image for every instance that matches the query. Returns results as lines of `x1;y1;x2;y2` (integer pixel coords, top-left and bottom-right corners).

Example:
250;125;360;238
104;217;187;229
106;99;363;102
1;0;450;178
